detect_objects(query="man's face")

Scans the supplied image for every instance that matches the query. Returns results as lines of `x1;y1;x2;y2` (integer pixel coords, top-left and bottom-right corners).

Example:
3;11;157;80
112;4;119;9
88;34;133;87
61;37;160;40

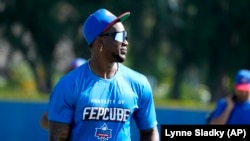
235;89;250;102
100;22;129;63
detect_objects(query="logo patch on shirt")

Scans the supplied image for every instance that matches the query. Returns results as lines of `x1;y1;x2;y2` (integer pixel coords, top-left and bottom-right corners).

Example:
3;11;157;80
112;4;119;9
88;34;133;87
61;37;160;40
95;123;112;141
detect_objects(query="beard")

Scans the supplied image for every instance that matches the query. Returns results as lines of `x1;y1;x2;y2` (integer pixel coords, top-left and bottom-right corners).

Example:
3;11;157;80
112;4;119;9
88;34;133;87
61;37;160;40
112;53;125;63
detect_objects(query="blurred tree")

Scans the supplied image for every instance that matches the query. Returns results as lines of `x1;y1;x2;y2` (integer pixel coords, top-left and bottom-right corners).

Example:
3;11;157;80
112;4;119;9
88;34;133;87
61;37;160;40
0;0;105;93
0;0;249;102
164;0;250;101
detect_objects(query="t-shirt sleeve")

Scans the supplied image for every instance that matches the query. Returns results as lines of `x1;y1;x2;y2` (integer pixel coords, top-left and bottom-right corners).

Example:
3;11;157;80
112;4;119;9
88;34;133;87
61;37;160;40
133;77;158;130
48;76;77;123
207;99;227;122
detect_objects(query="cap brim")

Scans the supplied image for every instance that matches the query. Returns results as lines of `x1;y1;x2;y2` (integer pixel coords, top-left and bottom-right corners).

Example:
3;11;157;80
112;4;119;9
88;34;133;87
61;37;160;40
235;84;250;91
103;12;130;32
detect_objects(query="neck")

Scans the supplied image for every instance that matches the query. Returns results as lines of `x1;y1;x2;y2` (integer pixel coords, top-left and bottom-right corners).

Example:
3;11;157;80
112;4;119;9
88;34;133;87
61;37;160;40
88;59;118;79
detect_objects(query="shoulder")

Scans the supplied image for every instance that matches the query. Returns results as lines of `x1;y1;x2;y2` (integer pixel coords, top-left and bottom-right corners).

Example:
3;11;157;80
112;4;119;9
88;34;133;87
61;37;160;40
119;64;147;79
212;98;227;112
118;63;149;84
118;64;152;95
215;98;227;107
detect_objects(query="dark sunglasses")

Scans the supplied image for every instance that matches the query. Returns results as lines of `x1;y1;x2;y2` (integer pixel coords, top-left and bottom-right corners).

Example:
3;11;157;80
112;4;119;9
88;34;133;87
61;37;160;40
99;31;128;43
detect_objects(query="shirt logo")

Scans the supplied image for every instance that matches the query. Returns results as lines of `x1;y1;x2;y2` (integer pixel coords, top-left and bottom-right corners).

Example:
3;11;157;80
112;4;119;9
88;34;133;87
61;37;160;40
95;123;112;141
82;107;130;122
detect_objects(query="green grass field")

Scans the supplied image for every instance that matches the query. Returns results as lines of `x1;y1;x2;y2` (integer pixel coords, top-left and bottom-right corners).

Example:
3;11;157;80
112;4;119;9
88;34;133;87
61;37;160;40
154;97;214;111
0;88;49;102
0;88;215;111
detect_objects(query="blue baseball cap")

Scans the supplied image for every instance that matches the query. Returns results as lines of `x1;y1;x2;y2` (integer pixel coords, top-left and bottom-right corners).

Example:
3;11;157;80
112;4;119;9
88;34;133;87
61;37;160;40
83;8;130;46
235;69;250;91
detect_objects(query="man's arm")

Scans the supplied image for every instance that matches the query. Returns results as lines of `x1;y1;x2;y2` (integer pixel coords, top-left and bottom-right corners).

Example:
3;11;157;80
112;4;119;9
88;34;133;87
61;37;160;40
209;97;234;125
40;112;49;129
140;126;159;141
49;121;71;141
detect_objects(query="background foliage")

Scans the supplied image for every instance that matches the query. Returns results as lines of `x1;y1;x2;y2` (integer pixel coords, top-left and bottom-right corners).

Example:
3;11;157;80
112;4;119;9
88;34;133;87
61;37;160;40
0;0;249;107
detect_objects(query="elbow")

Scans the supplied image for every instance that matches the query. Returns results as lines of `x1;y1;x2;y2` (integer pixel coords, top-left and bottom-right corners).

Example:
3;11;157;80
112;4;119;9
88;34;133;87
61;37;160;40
140;126;159;141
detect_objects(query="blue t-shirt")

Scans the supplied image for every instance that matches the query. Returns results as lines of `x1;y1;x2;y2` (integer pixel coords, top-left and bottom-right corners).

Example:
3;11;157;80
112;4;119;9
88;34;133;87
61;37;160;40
48;63;158;141
208;98;250;124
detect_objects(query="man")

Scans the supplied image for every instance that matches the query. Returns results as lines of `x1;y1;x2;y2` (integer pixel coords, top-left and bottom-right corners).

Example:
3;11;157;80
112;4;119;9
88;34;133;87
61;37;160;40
48;8;159;141
67;58;87;72
40;58;86;129
208;69;250;124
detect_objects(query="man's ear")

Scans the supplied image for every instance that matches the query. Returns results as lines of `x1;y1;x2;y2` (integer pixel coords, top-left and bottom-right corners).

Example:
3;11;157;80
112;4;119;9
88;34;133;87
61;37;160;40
95;37;104;51
97;37;104;48
99;37;104;46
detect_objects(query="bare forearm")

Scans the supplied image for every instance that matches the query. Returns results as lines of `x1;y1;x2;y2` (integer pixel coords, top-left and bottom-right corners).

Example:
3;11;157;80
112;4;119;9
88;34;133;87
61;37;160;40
49;121;71;141
209;107;233;125
40;112;49;129
140;126;159;141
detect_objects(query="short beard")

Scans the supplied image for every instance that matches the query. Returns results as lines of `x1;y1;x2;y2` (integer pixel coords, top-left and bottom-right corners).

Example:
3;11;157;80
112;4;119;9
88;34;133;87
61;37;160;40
112;53;125;63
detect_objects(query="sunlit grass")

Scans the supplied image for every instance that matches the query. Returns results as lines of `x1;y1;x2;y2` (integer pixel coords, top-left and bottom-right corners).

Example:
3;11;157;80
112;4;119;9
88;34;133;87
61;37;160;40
0;88;49;102
0;88;215;110
154;97;215;110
